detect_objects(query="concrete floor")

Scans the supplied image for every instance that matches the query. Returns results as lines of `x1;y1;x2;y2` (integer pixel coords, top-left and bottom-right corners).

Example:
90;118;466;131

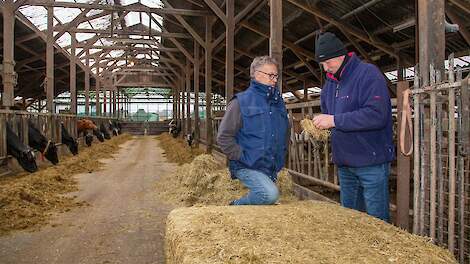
0;136;176;264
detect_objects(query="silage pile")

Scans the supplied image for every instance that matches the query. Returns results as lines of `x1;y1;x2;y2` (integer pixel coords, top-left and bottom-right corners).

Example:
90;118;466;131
300;117;330;141
155;154;296;206
0;134;132;236
155;133;204;164
166;201;457;264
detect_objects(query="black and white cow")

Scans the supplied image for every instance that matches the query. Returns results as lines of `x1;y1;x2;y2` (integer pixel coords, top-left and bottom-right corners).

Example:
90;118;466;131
169;120;181;138
100;123;111;140
92;127;105;142
61;123;78;155
108;120;119;136
28;121;59;165
6;123;38;172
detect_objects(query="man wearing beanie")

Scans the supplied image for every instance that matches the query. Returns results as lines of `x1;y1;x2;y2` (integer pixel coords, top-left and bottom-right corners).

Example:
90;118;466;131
312;32;394;222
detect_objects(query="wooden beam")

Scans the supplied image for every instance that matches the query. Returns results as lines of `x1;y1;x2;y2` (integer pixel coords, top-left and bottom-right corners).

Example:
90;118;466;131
70;31;77;113
205;17;213;153
270;0;283;92
163;1;206;48
46;5;54;113
194;42;200;145
226;0;234;100
27;0;213;16
71;28;191;38
2;0;15;108
85;49;90;115
286;0;400;60
203;0;227;24
448;0;470;14
446;6;470;46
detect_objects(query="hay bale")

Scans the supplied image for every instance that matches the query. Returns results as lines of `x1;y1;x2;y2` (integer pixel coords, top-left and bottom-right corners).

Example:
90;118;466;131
300;117;330;141
155;133;204;164
155;154;296;206
165;201;457;264
0;134;132;235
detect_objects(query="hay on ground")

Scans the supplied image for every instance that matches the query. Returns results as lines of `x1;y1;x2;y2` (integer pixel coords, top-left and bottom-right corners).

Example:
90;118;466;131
155;133;204;164
300;117;330;141
165;201;457;264
155;154;296;206
0;134;132;236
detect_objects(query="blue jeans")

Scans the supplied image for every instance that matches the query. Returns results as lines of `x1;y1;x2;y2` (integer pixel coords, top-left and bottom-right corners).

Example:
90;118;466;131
338;162;390;222
232;169;279;205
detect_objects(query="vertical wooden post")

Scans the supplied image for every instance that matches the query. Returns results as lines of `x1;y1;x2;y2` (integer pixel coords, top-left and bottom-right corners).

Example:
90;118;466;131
2;0;15;108
112;89;116;118
397;80;411;230
181;72;186;134
70;31;77;114
95;60;101;116
225;0;234;101
205;17;213;153
194;42;200;146
269;0;283;93
103;90;107;117
186;59;191;135
46;5;54;113
117;89;120;119
303;80;308;102
85;49;90;115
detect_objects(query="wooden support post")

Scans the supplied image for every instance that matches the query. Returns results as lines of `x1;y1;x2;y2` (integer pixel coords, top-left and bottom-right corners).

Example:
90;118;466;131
396;80;411;230
181;73;186;134
85;49;90;115
269;0;283;93
225;0;234;101
95;64;101;116
46;5;54;113
303;80;308;102
186;59;191;135
103;90;107;116
112;90;116;118
2;0;15;108
205;17;213;153
117;89;120;119
70;31;77;114
194;42;200;146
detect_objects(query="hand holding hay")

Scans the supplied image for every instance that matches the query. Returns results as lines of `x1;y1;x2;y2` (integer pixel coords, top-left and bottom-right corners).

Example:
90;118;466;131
300;115;330;141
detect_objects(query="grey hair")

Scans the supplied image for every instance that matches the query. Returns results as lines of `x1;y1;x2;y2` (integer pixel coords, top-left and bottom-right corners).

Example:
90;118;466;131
250;56;279;79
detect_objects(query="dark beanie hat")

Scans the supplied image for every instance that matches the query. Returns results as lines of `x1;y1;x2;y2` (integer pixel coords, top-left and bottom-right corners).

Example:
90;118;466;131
315;32;347;62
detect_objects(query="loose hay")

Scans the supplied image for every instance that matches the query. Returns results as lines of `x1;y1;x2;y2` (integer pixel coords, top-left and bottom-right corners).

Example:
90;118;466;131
300;117;330;141
155;154;297;206
0;134;132;236
166;201;457;264
155;133;204;164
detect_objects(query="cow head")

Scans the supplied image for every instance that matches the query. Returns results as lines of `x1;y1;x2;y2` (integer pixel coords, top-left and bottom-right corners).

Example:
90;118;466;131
18;149;38;173
93;128;105;142
44;140;59;165
61;123;79;155
7;123;38;172
85;133;93;147
100;123;111;140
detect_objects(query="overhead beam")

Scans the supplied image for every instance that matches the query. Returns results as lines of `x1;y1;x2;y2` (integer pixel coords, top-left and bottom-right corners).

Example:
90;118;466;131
270;0;283;92
27;0;213;16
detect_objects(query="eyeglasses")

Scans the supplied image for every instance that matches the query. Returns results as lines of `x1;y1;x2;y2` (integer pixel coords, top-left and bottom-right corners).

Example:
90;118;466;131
257;70;279;80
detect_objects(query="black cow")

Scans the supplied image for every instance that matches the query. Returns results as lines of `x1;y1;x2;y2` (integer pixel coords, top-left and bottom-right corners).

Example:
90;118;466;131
84;132;94;147
61;123;78;155
93;128;105;142
100;123;111;140
108;120;119;136
6;123;38;172
28;121;59;165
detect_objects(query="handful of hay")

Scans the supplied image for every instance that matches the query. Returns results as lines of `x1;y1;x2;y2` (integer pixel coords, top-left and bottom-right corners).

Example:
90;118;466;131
155;154;296;206
166;201;457;264
300;117;330;141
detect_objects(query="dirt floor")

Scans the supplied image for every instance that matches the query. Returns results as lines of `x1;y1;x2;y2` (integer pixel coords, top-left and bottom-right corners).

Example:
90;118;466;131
0;136;176;264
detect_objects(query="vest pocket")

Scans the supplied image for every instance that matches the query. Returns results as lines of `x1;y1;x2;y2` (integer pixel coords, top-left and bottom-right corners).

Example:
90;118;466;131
241;107;266;150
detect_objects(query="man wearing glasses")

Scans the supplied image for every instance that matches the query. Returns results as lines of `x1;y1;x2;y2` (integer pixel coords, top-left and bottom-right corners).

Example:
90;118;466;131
312;32;394;222
217;56;289;205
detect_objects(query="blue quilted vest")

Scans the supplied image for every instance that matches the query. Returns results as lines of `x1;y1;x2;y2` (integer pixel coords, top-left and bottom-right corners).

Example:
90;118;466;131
229;80;289;181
